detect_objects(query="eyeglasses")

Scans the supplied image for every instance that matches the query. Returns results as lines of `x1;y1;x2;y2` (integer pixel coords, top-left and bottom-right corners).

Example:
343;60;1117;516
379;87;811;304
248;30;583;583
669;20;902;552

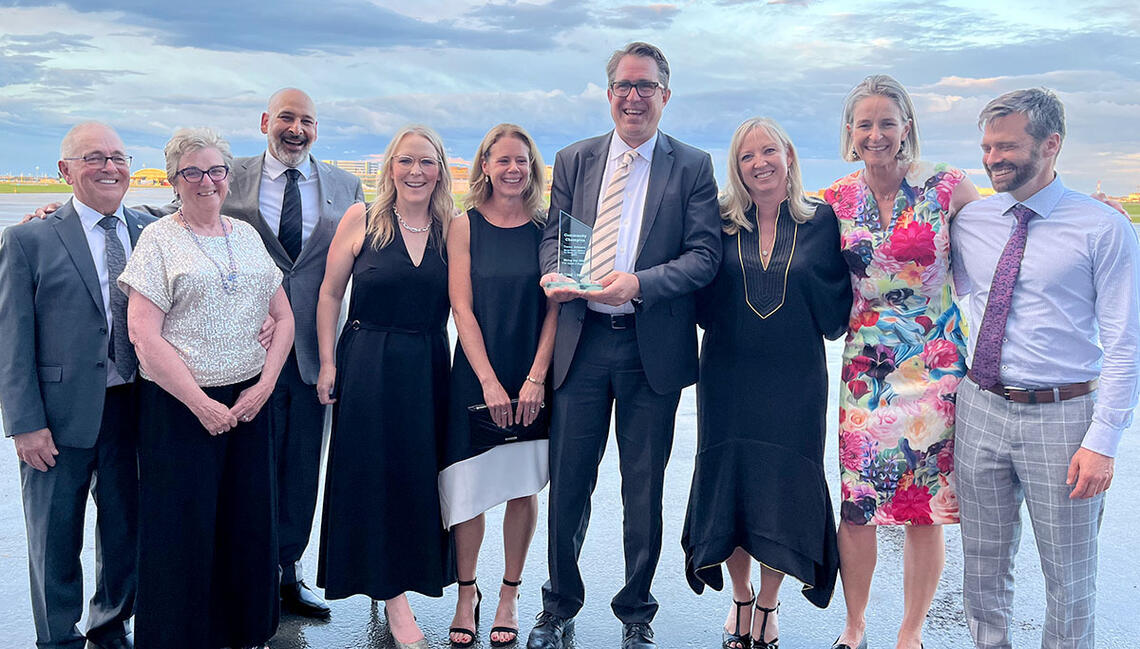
610;81;663;98
393;156;439;170
64;154;132;168
176;165;230;182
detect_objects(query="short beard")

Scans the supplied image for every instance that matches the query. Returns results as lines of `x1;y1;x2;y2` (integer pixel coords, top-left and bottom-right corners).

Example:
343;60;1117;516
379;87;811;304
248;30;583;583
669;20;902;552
987;143;1041;194
269;137;310;168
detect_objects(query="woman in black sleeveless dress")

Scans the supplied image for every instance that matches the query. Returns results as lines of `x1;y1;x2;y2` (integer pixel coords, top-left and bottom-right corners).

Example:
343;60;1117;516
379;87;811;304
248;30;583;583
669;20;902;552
440;124;558;648
314;125;455;649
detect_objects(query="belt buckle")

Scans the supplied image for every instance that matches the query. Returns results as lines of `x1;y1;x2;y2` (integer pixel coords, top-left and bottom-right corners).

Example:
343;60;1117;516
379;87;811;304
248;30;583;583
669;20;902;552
1002;385;1029;403
610;314;628;330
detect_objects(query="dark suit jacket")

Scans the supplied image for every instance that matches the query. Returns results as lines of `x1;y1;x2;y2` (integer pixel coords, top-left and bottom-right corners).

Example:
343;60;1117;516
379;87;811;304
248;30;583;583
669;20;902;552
0;200;154;448
137;152;365;384
539;131;721;394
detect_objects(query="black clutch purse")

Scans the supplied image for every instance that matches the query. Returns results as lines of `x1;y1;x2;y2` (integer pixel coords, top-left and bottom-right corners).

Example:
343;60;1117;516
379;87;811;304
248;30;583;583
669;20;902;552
467;399;550;448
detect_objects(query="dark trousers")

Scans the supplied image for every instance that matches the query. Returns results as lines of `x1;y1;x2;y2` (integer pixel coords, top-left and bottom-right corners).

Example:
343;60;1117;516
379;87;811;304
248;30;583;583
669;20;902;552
270;352;326;585
135;379;279;649
20;384;137;649
541;316;681;623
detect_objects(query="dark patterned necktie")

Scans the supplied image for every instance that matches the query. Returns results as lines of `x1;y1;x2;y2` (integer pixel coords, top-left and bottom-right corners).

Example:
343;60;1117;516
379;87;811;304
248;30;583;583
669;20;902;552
969;203;1037;389
279;167;302;261
98;216;137;380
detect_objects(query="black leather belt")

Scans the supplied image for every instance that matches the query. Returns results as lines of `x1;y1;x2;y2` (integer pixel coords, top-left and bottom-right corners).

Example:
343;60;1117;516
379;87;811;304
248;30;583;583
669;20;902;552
973;376;1098;404
586;310;635;330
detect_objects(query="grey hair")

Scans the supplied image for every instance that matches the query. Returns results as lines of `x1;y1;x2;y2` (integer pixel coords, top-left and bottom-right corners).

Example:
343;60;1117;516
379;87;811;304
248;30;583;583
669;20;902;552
839;74;921;163
163;127;235;184
605;41;670;89
59;121;120;159
978;87;1066;144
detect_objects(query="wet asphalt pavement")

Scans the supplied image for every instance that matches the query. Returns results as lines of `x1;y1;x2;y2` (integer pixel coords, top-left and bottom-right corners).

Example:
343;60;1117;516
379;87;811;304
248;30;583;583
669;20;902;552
1;339;1138;648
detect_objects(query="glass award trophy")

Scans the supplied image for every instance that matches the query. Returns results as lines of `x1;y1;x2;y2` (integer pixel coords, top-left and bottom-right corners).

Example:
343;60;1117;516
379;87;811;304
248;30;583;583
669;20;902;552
544;210;602;291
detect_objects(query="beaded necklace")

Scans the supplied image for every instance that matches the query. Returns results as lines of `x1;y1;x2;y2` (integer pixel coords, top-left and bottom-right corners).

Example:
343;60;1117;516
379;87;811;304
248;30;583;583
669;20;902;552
176;209;239;295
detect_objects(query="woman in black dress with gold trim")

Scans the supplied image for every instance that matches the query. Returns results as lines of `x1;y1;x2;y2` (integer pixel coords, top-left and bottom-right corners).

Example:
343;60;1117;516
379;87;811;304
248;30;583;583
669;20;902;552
681;118;852;649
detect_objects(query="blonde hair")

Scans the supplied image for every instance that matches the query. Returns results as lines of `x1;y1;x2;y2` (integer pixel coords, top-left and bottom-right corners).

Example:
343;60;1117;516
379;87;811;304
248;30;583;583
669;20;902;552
366;125;454;250
839;74;921;163
719;117;816;234
463;123;547;226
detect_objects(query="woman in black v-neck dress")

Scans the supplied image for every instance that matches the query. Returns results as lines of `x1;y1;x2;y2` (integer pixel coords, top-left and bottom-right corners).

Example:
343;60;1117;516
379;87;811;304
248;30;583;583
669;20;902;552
681;118;851;649
314;126;455;649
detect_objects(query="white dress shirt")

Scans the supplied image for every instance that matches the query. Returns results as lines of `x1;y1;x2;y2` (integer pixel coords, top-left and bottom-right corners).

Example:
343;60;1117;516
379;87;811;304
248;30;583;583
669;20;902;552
258;153;320;249
73;196;134;387
952;175;1140;456
589;131;657;315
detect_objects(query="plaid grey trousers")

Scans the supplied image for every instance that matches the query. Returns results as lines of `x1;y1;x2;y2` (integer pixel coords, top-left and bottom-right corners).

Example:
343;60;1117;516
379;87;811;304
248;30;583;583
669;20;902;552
955;377;1104;649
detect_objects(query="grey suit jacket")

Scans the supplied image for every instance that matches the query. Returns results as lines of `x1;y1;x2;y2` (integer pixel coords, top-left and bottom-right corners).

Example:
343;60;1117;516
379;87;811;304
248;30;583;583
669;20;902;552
138;152;365;385
0;200;154;448
539;131;721;394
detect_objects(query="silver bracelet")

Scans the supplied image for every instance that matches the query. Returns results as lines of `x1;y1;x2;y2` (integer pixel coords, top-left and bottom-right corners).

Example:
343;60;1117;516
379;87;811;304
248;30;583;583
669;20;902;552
525;375;544;386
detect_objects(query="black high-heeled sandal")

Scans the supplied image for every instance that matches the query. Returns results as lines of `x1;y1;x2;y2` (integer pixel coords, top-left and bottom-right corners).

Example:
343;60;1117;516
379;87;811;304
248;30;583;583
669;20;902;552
489;577;522;647
753;600;779;649
449;578;482;649
722;586;755;649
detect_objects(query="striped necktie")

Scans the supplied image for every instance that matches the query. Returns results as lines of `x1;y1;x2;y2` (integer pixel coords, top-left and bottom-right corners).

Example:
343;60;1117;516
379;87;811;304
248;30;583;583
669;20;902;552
969;203;1037;389
588;149;639;280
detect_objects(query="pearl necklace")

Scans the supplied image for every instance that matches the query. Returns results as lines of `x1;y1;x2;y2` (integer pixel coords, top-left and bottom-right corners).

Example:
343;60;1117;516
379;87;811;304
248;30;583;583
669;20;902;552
394;207;431;233
177;209;239;295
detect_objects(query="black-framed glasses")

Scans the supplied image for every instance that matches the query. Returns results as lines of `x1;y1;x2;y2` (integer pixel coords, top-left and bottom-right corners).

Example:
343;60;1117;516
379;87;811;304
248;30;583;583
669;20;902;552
176;165;230;182
64;154;132;168
610;81;663;98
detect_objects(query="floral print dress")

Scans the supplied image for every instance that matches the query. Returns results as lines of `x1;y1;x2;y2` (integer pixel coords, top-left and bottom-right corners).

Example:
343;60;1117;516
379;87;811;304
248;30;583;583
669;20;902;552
825;161;966;526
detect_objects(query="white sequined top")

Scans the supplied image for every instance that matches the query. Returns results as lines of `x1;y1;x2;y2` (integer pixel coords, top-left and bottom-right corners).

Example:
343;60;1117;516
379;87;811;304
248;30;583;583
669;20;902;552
118;215;284;387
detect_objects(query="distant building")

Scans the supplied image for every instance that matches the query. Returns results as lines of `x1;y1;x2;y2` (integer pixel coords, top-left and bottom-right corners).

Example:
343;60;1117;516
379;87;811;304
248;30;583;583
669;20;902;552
322;159;382;176
131;168;169;186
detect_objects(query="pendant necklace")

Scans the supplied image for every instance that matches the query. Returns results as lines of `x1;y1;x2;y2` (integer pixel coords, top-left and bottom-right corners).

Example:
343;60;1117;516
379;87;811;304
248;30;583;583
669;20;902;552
177;209;239;295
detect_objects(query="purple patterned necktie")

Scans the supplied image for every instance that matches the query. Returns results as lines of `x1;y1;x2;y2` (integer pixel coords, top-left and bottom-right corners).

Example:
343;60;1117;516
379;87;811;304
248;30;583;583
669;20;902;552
970;203;1037;389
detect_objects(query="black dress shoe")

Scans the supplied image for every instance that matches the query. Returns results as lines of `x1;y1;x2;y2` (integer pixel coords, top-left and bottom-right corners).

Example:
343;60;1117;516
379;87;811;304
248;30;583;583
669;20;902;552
623;622;656;649
86;635;133;649
525;611;574;649
281;580;332;618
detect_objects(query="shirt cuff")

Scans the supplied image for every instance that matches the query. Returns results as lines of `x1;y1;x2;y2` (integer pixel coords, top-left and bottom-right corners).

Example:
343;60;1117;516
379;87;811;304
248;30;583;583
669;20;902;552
1081;420;1124;457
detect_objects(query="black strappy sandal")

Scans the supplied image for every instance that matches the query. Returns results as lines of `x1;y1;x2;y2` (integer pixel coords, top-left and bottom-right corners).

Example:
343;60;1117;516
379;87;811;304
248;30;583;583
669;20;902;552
722;586;755;649
489;577;522;647
449;578;482;648
753;600;779;649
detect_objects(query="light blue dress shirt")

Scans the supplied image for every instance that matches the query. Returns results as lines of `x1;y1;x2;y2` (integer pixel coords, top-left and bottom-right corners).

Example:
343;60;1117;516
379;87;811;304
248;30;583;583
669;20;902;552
951;175;1140;456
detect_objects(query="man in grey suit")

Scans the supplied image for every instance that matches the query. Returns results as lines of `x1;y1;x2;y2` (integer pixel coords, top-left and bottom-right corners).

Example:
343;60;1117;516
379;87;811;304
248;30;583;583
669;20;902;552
161;88;364;617
529;42;721;649
0;122;154;649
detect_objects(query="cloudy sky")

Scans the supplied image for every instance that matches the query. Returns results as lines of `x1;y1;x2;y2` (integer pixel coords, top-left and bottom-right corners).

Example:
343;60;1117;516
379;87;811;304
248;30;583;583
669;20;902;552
1;0;1137;194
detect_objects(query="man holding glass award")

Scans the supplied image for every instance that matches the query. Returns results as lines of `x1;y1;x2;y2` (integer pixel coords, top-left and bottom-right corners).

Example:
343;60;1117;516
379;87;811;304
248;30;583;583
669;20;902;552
531;42;721;649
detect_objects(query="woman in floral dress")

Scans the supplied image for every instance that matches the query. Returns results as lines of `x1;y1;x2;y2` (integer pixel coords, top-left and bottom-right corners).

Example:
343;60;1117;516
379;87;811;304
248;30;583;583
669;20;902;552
824;75;979;649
